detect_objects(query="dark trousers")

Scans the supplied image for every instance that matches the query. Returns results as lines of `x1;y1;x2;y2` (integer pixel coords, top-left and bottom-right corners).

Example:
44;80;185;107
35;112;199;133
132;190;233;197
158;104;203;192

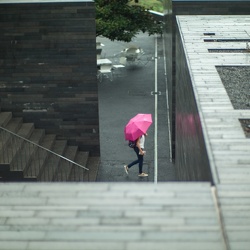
128;146;143;174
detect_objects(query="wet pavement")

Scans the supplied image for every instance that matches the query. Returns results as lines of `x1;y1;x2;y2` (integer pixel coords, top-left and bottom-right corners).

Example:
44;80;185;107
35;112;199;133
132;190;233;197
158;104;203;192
96;32;175;182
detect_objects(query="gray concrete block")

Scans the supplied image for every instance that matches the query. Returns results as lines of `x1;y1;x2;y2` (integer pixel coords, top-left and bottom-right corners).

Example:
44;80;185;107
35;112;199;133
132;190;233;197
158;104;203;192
36;210;77;218
6;218;49;226
142;217;185;226
51;218;100;226
124;210;171;218
172;209;216;218
142;197;213;206
185;217;219;226
220;198;250;206
143;230;222;241
0;184;26;192
128;241;224;250
101;217;140;226
0;241;28;250
230;242;250;250
0;231;45;240
27;241;124;250
0;197;47;206
78;210;123;218
224;218;250;226
47;231;141;241
47;197;139;206
227;230;250;241
26;183;109;193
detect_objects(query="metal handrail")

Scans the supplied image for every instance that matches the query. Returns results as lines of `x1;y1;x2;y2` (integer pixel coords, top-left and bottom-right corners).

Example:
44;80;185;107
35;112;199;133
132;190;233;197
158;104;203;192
0;126;89;182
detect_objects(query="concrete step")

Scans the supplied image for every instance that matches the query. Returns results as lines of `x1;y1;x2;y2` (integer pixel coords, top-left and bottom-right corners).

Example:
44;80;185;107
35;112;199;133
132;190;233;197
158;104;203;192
16;123;34;139
0;182;225;250
24;134;56;180
0;112;12;127
10;129;45;172
0;118;23;157
0;123;34;167
0;129;45;181
218;167;250;184
38;140;67;181
0;111;95;183
55;145;78;181
216;184;250;250
4;117;23;133
69;151;89;181
86;156;100;181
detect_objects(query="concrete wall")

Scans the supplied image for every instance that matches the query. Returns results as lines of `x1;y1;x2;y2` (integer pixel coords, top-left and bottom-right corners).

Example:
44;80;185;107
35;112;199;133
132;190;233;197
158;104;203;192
175;28;212;182
163;0;250;178
0;0;100;156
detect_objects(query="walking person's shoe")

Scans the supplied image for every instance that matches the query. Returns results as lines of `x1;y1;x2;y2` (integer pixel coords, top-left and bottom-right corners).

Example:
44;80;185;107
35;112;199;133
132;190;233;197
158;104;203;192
124;165;129;175
138;172;148;177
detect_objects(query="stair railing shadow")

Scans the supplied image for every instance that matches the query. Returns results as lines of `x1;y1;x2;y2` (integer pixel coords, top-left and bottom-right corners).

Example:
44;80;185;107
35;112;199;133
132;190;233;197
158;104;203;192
0;126;89;182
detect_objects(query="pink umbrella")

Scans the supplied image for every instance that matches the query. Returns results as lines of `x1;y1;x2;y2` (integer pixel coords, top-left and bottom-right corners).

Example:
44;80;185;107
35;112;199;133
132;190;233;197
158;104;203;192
124;113;153;141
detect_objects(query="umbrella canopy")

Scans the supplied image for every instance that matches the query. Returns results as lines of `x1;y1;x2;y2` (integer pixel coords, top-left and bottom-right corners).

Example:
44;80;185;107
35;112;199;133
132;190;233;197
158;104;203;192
124;113;152;141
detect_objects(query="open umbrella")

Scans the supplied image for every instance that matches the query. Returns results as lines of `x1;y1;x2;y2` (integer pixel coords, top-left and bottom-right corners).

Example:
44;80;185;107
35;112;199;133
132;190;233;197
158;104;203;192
124;113;152;141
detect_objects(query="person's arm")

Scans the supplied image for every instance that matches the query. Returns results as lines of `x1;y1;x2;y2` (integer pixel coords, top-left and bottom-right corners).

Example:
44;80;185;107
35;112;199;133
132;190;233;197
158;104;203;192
136;137;144;155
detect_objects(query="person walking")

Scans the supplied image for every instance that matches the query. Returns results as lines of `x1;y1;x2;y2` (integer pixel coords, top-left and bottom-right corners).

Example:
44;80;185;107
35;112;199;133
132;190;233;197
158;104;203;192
124;133;148;177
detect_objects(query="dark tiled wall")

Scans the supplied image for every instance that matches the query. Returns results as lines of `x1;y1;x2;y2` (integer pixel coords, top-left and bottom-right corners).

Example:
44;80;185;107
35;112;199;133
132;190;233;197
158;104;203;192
163;0;250;161
175;28;212;182
0;2;100;156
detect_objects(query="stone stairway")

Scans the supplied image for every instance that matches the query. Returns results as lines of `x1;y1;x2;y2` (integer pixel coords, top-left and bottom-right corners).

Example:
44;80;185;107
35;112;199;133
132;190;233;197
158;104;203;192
0;112;99;182
0;182;226;250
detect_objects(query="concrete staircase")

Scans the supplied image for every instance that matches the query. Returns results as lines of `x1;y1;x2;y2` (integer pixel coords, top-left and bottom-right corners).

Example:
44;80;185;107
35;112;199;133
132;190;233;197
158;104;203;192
0;112;99;182
0;182;226;250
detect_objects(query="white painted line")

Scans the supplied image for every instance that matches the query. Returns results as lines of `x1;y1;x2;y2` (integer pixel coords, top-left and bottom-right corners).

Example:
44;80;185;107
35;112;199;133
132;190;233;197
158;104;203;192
154;35;158;184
